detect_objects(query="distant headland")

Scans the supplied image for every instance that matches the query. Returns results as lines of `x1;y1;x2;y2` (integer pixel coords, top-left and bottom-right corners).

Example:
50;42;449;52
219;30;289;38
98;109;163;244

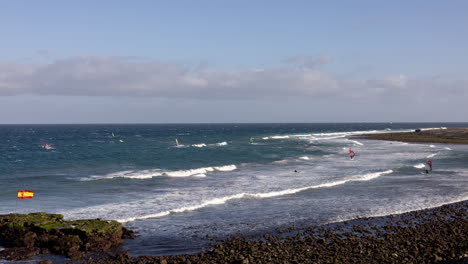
354;128;468;144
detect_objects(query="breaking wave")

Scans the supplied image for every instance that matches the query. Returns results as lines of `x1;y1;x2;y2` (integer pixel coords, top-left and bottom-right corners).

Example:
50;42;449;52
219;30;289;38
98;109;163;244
192;141;228;148
81;165;238;180
117;170;393;222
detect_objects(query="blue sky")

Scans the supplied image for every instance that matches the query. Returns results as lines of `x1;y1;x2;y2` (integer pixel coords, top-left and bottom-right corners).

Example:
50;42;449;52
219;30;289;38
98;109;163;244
0;1;467;123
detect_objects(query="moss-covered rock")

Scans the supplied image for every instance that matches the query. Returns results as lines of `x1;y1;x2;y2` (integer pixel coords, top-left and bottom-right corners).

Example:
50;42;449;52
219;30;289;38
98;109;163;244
0;212;135;260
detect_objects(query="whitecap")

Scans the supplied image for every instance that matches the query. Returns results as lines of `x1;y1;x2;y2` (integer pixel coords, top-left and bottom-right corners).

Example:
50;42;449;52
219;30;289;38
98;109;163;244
414;164;425;169
270;136;290;139
350;140;364;146
272;160;288;165
214;165;237;171
117;170;393;223
165;167;215;177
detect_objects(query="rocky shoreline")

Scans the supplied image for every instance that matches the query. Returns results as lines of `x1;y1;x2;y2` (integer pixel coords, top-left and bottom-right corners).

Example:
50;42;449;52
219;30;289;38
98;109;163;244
68;201;467;264
1;202;466;264
0;212;135;261
353;128;468;144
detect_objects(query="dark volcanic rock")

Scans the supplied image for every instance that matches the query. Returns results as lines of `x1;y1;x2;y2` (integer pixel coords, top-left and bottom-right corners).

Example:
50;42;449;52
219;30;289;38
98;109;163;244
0;212;135;260
72;201;468;264
353;128;468;144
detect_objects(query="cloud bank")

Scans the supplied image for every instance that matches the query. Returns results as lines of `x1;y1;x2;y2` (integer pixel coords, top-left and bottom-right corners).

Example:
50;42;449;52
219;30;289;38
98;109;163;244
0;56;465;103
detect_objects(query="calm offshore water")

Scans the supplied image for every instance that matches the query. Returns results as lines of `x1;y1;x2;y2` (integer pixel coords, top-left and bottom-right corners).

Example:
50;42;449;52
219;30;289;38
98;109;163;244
1;123;467;257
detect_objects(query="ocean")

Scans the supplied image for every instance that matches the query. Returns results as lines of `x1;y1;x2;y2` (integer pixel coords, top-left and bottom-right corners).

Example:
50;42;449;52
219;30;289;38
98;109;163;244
1;123;467;259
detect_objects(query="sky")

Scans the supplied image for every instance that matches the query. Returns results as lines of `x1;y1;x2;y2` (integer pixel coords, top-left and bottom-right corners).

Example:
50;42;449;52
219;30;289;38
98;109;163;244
0;0;467;123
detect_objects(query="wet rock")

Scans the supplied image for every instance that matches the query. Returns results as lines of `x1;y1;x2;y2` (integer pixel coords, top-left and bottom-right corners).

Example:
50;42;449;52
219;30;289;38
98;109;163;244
0;212;135;260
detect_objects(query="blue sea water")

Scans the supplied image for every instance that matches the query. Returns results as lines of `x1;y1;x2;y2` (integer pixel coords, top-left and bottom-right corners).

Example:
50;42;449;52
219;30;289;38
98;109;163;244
0;123;467;260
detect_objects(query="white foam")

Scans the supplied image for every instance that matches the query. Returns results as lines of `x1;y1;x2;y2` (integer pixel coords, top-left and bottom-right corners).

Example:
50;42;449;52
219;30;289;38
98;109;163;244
315;135;346;140
82;170;164;181
421;127;447;131
426;153;438;158
82;165;238;180
214;165;237;171
165;167;215;177
299;156;310;160
414;164;425;169
444;147;452;150
350;140;364;146
191;142;227;148
312;130;380;137
272;160;288;165
429;145;436;148
326;195;468;227
292;134;312;137
270;136;290;139
117;170;393;223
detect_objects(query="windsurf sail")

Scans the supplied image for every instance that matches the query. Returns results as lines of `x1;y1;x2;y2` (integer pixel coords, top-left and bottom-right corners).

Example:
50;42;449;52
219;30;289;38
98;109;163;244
43;141;51;150
112;132;115;137
249;137;254;144
175;138;179;146
349;148;356;159
426;160;432;171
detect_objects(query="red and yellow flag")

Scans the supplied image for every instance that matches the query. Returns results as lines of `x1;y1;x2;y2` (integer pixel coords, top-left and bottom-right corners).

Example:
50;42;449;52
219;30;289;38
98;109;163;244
17;190;34;199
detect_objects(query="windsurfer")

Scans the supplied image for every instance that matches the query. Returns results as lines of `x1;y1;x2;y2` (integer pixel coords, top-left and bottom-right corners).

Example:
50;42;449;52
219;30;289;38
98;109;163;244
349;148;356;160
43;141;51;150
424;160;432;174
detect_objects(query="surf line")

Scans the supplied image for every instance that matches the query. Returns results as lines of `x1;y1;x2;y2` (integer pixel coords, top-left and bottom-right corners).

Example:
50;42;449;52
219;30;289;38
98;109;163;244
117;170;393;223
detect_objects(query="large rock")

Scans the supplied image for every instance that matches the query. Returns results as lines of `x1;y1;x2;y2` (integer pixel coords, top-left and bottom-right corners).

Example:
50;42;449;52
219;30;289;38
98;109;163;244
0;212;135;260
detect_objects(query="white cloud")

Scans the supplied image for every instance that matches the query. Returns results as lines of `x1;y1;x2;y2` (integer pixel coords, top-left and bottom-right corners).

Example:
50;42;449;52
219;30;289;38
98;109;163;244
0;56;465;105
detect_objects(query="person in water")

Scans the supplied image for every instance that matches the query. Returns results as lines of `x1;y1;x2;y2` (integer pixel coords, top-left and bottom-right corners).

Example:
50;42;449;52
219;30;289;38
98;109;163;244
349;148;356;160
424;160;433;174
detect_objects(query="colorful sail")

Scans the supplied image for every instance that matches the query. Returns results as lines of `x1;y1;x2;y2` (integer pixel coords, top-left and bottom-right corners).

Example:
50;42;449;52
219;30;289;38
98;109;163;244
426;160;432;171
43;141;51;150
349;148;355;159
17;190;34;199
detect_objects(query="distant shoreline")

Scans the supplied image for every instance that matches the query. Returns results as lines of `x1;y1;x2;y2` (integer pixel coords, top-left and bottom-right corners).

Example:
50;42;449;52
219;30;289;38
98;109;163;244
354;128;468;144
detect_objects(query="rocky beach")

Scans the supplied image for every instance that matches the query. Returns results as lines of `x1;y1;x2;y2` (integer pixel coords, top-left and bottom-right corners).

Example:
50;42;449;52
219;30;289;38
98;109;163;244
0;212;135;261
1;201;466;264
72;201;467;264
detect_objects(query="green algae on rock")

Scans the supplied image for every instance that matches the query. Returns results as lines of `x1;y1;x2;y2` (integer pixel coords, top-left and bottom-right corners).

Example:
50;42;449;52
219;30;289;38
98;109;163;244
0;212;135;261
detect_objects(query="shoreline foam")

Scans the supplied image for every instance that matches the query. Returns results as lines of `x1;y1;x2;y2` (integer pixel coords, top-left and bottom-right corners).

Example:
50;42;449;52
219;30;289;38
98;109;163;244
66;200;467;264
